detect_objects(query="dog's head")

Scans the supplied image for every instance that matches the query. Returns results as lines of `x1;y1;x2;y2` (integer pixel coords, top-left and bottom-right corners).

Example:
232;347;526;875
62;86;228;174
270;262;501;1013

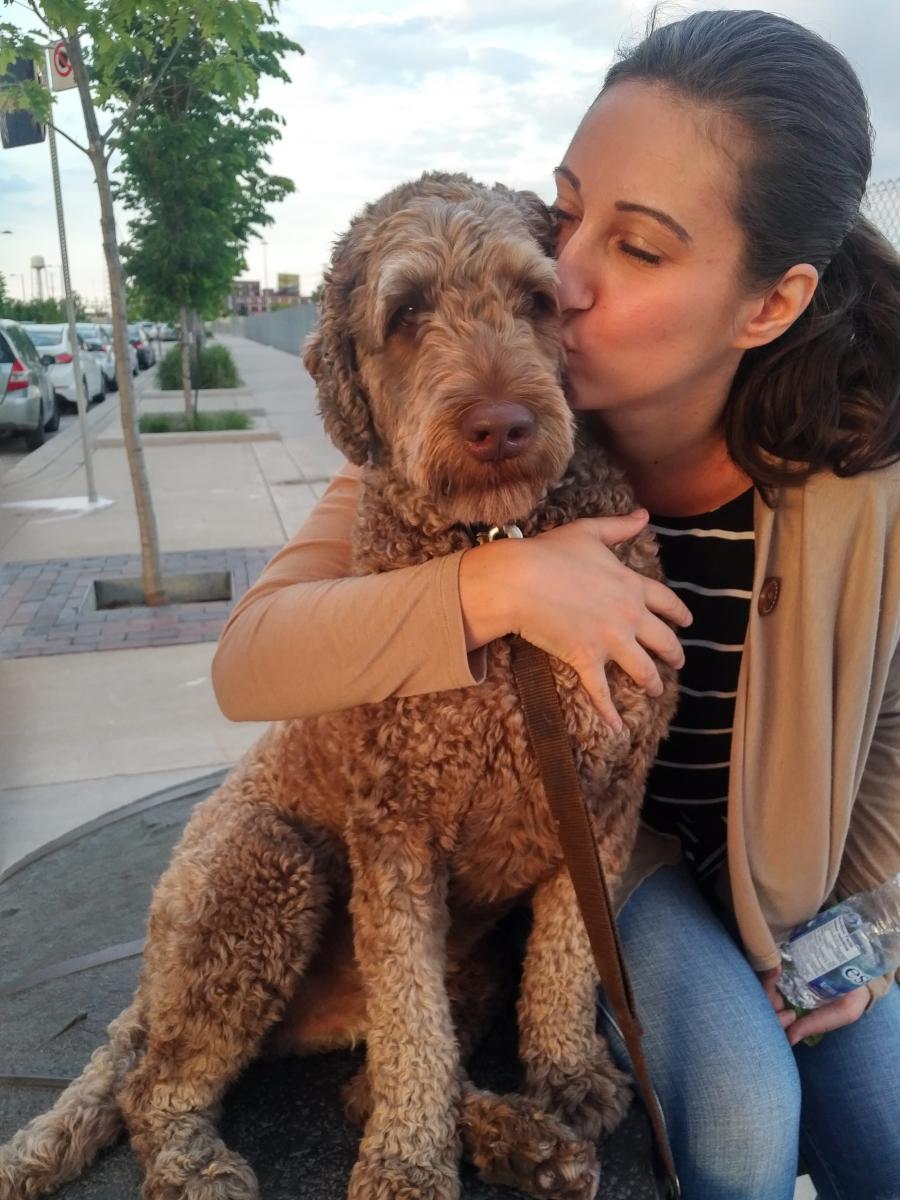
304;171;574;526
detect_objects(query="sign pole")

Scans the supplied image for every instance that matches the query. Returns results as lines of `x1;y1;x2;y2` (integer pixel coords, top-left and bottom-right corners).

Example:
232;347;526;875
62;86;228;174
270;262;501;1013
46;114;97;502
44;42;96;502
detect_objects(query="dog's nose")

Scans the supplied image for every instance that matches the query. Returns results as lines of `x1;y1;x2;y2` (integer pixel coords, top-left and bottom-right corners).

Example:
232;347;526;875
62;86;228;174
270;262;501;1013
461;403;535;462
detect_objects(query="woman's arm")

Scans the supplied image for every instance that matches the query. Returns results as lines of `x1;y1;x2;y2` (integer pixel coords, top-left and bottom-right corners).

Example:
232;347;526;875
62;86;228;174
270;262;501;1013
835;640;900;1009
212;466;691;724
211;465;484;720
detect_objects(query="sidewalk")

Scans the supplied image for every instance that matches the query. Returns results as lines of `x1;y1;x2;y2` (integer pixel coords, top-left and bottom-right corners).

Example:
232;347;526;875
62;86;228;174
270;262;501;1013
0;334;342;876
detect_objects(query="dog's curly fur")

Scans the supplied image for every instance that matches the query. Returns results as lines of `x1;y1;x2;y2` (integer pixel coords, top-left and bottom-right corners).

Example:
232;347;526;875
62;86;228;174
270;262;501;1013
0;173;677;1200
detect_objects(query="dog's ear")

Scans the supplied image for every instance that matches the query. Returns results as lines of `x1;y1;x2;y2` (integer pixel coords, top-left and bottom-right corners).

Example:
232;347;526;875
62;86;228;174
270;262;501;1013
491;185;557;257
304;244;375;467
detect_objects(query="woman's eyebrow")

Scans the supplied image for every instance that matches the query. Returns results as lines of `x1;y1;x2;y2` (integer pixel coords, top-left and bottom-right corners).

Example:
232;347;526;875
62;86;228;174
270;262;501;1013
615;201;692;245
553;164;581;190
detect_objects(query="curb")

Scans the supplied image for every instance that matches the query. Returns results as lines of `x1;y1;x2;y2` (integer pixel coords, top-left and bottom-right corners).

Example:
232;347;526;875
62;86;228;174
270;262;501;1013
0;395;121;489
0;767;229;885
95;428;280;447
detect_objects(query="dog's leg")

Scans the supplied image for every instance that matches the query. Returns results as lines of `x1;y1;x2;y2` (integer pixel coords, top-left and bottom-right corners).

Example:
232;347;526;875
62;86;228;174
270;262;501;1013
346;813;461;1200
117;797;329;1200
518;868;633;1141
343;922;601;1200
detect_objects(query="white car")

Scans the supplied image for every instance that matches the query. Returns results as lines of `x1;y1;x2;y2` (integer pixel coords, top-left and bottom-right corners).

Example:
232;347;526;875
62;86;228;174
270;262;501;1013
76;322;116;392
96;324;139;388
21;324;105;407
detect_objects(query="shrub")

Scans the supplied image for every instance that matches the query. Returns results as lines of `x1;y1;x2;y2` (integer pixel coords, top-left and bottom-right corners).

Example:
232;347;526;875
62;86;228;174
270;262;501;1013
156;343;242;390
138;410;252;433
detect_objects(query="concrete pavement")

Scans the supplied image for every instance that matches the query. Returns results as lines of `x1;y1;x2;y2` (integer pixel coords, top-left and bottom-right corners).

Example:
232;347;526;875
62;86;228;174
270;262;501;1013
0;334;338;876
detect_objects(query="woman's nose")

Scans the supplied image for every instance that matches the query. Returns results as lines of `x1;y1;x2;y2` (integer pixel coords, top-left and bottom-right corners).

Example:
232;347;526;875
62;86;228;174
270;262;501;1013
556;243;593;314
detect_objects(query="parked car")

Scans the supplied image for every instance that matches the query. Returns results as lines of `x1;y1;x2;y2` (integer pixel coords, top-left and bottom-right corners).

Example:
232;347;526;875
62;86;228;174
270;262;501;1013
76;322;116;391
0;318;60;449
128;323;156;369
21;323;105;407
98;324;139;381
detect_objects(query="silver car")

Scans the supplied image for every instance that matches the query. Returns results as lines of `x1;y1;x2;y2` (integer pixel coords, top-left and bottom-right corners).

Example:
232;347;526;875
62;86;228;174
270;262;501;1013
99;324;139;383
0;318;60;449
20;324;105;407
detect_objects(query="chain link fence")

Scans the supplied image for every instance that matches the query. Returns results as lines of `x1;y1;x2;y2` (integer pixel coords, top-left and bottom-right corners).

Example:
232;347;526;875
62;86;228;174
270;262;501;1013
863;178;900;250
216;303;320;357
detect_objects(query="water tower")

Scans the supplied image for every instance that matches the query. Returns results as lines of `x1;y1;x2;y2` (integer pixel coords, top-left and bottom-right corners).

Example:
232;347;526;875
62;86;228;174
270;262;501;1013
30;254;46;301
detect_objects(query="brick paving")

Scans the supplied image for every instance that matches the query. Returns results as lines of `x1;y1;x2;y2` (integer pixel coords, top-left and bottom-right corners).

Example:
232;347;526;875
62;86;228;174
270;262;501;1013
0;548;279;659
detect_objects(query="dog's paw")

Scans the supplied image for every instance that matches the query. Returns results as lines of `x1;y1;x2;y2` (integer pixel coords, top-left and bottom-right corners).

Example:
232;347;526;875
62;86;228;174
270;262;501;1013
526;1047;632;1140
142;1144;259;1200
349;1136;460;1200
462;1090;600;1200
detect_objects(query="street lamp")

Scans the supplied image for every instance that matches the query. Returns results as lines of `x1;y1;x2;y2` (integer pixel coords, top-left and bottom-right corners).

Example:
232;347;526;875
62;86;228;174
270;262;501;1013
9;272;27;299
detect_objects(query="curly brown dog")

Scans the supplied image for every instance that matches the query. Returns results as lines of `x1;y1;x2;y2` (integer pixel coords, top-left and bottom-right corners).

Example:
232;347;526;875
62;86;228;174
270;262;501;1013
0;173;676;1200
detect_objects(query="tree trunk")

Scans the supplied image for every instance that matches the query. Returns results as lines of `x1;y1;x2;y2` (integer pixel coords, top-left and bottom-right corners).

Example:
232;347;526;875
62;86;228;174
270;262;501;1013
180;306;192;420
68;34;167;606
190;309;203;417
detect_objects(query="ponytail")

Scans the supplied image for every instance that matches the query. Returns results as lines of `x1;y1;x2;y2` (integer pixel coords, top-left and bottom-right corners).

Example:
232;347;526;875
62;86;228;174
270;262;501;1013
725;216;900;489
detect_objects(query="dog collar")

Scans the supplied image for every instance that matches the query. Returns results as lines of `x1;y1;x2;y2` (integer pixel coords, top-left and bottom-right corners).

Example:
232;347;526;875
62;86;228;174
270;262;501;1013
454;522;524;546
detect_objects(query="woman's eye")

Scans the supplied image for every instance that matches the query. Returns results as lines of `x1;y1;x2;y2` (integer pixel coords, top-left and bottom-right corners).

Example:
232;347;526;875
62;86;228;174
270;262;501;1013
549;204;577;224
619;242;662;266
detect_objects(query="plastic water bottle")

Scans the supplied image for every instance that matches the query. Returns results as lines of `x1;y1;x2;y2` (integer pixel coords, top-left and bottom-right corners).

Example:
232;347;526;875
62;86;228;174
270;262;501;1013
776;871;900;1009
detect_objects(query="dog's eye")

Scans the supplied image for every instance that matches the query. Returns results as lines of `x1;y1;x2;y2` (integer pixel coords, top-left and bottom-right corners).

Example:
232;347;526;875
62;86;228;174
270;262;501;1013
387;303;423;336
517;290;557;318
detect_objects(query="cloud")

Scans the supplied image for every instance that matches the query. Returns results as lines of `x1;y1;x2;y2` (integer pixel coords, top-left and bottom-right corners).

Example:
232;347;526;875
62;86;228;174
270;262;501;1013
295;16;542;87
1;173;34;194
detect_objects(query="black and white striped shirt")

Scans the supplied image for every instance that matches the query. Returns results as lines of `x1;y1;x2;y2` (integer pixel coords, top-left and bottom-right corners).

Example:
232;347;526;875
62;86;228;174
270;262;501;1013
642;488;755;897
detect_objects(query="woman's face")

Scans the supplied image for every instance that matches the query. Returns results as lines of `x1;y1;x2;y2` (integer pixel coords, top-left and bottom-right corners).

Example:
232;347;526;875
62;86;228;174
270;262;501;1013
554;81;759;419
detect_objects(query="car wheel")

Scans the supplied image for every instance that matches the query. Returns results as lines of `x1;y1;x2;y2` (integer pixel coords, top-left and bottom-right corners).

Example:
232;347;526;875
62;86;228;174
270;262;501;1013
44;391;61;433
24;399;47;451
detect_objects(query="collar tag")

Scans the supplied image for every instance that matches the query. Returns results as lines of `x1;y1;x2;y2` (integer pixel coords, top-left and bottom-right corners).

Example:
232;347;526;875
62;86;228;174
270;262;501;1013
475;523;524;545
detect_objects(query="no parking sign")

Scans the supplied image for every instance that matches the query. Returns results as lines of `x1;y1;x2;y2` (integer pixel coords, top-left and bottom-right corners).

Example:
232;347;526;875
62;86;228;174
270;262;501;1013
47;40;77;91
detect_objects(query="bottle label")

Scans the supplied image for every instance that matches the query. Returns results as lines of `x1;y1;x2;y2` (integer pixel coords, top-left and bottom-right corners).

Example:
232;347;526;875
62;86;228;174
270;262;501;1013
789;914;858;982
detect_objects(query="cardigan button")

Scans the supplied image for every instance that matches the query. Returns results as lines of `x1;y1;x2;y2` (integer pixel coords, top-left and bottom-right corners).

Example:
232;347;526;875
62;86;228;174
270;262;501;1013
758;576;781;616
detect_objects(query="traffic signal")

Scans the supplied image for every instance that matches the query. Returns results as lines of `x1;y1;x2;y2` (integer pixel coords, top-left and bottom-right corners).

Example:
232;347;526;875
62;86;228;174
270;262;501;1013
0;58;46;149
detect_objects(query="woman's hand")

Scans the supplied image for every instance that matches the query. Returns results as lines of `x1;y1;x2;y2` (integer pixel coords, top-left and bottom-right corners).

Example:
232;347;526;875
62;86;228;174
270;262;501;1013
758;966;871;1045
459;509;692;731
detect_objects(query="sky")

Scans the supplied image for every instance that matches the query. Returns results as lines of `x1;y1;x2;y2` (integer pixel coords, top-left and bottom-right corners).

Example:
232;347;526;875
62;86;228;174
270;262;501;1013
2;0;899;311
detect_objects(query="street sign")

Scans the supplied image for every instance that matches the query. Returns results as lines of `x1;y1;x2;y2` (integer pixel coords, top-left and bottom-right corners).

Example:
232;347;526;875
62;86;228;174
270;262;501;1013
0;59;46;148
48;41;77;92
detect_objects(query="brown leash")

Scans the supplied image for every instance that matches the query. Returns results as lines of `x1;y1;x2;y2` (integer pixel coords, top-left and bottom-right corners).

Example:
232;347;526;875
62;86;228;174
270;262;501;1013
510;635;681;1199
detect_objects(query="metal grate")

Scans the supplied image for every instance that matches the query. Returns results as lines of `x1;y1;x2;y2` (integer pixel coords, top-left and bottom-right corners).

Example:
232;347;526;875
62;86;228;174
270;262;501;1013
863;178;900;250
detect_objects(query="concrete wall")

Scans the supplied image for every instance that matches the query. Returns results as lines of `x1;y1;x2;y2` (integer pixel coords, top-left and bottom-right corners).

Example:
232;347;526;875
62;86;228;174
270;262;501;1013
218;303;319;357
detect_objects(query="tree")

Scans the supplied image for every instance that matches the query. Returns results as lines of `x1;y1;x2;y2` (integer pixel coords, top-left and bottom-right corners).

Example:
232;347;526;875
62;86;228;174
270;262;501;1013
115;29;295;415
0;272;88;322
0;2;299;603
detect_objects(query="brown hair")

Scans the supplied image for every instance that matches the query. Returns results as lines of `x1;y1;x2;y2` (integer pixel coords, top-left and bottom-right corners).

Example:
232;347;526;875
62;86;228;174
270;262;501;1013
602;9;900;487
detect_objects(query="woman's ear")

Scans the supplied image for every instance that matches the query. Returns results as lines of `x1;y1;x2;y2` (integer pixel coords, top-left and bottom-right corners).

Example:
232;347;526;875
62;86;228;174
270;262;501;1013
732;263;819;350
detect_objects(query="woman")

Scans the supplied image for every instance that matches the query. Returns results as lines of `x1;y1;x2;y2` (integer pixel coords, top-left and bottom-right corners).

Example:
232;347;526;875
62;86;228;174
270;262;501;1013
213;10;900;1198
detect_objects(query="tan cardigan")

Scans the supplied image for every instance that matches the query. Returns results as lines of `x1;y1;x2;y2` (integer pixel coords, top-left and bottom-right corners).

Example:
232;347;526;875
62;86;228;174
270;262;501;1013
212;460;900;1004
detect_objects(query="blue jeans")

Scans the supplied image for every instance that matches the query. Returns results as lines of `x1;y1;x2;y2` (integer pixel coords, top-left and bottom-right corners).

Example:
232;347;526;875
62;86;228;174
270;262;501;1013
597;863;900;1200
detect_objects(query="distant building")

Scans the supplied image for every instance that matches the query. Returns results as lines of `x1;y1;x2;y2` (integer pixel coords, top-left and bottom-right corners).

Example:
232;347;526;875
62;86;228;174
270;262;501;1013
230;279;266;316
229;276;304;314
